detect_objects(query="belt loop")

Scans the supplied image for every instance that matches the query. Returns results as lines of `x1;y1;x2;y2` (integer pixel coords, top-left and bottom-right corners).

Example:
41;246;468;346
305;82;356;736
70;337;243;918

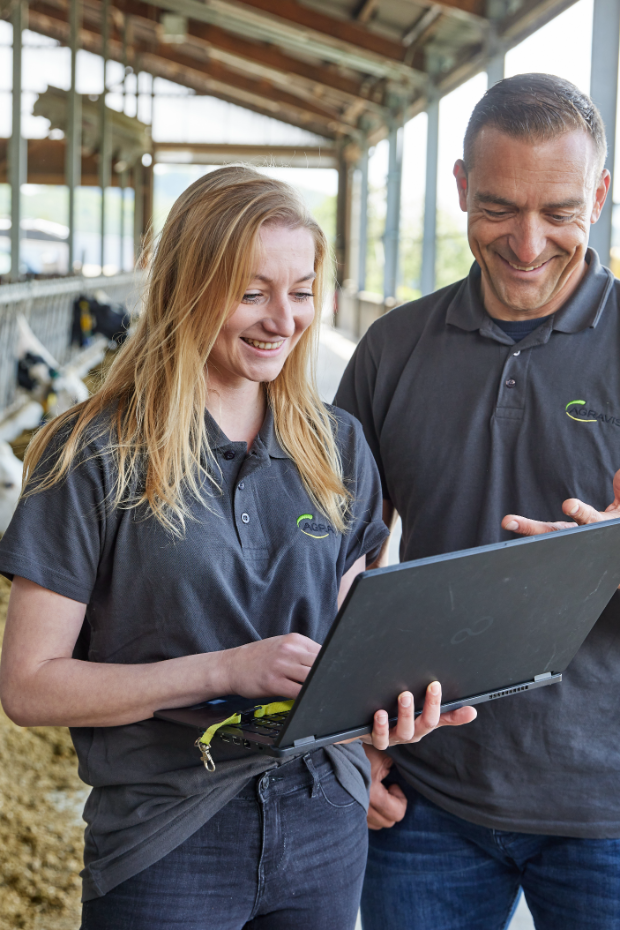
257;772;270;802
303;752;321;798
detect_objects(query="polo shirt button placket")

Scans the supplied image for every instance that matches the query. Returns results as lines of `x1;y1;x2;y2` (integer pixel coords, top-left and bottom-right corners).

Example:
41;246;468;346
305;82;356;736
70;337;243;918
495;344;531;419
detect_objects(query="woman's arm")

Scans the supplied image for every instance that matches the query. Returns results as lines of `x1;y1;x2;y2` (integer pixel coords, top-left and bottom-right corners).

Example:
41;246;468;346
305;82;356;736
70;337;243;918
337;555;366;609
0;576;320;728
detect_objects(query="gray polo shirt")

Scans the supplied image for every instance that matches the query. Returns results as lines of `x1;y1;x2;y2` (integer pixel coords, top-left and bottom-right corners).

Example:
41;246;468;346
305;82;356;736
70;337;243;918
335;249;620;838
0;405;387;898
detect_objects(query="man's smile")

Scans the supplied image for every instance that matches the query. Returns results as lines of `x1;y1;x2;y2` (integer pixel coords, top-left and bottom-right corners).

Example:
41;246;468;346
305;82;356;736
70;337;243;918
495;253;555;275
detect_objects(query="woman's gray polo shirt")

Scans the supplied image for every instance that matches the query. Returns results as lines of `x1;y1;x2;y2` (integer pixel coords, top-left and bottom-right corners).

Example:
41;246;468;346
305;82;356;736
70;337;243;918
0;405;388;899
335;249;620;839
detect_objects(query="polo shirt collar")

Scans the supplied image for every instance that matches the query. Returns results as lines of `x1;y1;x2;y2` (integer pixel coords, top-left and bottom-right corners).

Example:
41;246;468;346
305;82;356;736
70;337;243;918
552;249;614;332
446;248;614;339
258;407;289;459
204;404;288;459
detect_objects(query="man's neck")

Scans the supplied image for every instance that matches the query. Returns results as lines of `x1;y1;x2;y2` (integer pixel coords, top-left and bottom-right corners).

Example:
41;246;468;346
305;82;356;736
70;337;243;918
480;257;589;321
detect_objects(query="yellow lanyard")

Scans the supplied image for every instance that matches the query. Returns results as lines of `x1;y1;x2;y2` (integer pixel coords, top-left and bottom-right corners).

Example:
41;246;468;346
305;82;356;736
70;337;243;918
195;700;294;772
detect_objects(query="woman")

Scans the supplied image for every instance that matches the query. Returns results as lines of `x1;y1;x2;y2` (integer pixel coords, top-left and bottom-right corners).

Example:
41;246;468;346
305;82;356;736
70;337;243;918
0;167;474;929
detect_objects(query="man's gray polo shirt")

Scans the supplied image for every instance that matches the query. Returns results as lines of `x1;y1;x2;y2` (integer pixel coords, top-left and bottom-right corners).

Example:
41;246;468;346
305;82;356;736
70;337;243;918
336;250;620;838
0;405;388;897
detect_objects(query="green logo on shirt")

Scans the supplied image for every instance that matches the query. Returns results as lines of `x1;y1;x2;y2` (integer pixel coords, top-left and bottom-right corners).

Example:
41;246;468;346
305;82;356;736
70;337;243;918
565;400;620;427
297;513;333;539
565;400;597;423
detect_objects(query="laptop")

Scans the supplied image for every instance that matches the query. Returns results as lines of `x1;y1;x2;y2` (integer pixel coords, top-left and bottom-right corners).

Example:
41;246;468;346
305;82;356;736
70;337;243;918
155;518;620;761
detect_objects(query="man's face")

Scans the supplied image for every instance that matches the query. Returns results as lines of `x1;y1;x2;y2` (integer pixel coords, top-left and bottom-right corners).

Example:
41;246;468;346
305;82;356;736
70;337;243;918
454;127;609;319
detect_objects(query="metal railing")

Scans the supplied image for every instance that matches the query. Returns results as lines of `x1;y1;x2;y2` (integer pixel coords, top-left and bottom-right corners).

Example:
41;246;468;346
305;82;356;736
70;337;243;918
0;273;141;415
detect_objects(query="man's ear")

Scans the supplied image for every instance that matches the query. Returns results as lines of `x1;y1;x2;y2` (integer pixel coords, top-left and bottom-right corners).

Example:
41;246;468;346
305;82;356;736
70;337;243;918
453;160;469;213
590;168;611;224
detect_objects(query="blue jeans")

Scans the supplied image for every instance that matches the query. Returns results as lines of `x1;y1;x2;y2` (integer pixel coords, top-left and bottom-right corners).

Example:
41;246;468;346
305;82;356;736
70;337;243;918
81;752;368;930
361;775;620;930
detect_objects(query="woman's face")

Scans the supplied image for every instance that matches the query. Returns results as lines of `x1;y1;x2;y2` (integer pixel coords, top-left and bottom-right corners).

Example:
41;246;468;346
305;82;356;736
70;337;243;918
208;224;317;389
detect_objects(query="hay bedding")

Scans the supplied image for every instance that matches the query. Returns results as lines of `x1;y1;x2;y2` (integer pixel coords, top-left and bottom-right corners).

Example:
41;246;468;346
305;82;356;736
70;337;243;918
0;350;120;928
0;575;85;930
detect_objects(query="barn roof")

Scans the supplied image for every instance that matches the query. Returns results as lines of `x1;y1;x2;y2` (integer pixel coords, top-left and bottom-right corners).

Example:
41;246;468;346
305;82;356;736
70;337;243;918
22;0;579;147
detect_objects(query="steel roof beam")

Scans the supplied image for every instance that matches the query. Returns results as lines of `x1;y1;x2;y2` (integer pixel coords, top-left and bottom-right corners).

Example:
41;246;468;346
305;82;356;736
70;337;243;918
229;0;405;59
498;0;579;42
354;0;379;25
25;2;348;130
136;0;426;87
112;0;393;115
24;6;342;139
399;0;489;31
153;142;338;168
403;7;443;47
134;45;359;136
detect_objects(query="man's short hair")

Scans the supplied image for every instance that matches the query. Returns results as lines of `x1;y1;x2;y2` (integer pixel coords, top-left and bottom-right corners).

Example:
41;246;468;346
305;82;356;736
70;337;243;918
463;73;607;174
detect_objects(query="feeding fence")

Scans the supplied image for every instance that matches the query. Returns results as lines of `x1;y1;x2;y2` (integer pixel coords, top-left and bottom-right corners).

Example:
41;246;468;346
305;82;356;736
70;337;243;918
0;273;140;418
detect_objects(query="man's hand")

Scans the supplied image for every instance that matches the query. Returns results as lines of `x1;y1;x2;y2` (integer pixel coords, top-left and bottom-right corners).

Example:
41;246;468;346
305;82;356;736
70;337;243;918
360;681;477;750
502;468;620;537
365;744;408;830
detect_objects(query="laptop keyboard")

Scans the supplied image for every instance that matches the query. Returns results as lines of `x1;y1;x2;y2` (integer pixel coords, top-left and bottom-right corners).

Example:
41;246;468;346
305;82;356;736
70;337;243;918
217;710;290;747
237;711;290;738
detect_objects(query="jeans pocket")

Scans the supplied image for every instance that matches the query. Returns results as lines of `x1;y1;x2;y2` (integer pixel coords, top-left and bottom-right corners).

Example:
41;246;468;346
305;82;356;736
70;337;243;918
318;770;357;809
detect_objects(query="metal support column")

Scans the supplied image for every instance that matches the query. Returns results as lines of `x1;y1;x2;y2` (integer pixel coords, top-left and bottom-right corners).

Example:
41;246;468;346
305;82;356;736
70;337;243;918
421;98;439;297
384;119;403;299
357;143;369;292
119;25;128;274
66;0;81;275
99;0;110;274
122;16;128;114
486;52;505;88
135;67;140;120
589;0;620;267
133;161;143;264
9;0;25;281
335;150;349;287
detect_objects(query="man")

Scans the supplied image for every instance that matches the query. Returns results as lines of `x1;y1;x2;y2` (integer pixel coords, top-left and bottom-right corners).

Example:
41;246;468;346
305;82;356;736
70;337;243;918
335;74;620;929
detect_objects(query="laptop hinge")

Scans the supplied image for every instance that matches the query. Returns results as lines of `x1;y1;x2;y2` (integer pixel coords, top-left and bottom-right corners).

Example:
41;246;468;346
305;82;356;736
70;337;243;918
534;672;552;682
293;736;315;747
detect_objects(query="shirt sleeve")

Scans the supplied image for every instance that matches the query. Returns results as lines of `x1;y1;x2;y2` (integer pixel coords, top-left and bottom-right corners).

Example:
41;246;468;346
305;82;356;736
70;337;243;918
0;432;109;604
332;408;389;573
334;334;389;498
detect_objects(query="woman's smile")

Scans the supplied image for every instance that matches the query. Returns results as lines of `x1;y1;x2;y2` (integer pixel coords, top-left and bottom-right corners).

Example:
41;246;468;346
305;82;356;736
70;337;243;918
240;336;286;352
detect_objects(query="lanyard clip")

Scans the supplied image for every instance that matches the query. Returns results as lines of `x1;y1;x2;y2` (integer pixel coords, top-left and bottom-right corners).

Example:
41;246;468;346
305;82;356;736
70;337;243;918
195;738;216;773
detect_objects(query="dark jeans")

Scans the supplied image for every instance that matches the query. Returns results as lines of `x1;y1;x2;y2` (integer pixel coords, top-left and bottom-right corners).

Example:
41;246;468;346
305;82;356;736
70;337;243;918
81;752;367;930
361;775;620;930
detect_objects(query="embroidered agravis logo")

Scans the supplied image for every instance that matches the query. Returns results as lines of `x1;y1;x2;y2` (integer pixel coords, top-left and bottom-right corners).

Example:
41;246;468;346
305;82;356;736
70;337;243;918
297;513;334;539
565;400;620;426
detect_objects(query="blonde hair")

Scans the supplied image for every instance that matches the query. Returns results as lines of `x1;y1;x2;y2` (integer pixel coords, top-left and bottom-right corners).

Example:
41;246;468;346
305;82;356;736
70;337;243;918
24;166;350;534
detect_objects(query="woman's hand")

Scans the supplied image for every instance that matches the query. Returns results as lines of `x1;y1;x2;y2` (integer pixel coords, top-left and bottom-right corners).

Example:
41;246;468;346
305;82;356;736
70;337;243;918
221;633;321;700
361;681;477;750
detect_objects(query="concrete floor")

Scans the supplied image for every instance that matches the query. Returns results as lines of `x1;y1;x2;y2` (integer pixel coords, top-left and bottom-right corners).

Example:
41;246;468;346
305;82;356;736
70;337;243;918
317;323;536;930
